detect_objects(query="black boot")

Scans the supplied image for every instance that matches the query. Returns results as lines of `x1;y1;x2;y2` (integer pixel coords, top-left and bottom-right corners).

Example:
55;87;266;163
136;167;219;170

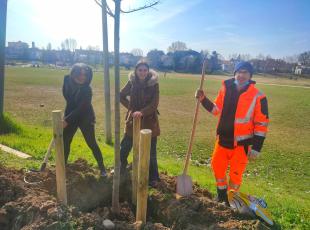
215;188;229;206
99;164;107;177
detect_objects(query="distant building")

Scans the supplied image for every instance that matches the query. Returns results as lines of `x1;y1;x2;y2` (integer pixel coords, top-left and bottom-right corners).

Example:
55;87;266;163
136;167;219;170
120;53;140;69
8;41;29;49
29;41;42;61
29;48;42;61
6;41;29;60
74;49;103;65
295;65;302;75
221;60;234;72
161;54;174;70
294;64;310;75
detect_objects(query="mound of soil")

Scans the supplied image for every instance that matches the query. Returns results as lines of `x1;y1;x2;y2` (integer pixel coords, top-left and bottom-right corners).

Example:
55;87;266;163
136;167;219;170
0;159;266;229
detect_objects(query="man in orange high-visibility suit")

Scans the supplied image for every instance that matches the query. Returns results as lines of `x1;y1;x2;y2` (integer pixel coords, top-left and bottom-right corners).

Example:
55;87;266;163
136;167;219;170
195;61;269;205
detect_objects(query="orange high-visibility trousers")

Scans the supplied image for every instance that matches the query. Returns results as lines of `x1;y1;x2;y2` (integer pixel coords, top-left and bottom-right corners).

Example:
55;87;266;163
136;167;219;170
211;140;248;191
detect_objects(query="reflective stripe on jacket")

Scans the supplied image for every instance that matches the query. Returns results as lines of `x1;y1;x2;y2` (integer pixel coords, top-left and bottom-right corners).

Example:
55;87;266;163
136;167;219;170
215;79;269;146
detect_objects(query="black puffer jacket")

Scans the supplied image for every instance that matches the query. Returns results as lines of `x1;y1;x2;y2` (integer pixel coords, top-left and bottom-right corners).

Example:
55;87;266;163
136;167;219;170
62;73;95;124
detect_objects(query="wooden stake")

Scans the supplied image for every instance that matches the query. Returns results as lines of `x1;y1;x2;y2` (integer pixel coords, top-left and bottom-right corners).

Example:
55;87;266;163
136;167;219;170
134;221;143;230
136;129;152;224
132;116;141;205
52;110;67;205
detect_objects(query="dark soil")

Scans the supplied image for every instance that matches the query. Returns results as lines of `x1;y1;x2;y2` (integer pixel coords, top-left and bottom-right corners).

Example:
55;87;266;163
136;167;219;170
0;159;267;230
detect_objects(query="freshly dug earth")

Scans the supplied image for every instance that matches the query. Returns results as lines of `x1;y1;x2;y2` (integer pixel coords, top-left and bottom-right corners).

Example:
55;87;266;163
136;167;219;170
0;159;266;229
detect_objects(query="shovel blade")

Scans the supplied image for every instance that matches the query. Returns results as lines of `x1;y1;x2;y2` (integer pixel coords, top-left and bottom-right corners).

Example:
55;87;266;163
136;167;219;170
176;174;193;197
39;163;47;172
29;162;47;173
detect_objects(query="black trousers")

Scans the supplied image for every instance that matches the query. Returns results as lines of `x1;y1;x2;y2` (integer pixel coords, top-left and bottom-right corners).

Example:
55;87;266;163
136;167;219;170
63;120;105;171
120;134;160;182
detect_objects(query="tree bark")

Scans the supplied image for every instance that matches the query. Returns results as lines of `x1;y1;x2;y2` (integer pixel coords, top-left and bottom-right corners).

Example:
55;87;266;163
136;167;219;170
112;0;121;214
101;0;112;144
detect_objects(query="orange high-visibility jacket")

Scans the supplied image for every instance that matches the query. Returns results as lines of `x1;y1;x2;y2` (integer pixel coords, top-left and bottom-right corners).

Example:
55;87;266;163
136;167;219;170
201;78;269;150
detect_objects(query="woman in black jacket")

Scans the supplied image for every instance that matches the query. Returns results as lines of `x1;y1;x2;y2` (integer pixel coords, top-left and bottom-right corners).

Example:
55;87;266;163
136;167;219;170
62;63;107;176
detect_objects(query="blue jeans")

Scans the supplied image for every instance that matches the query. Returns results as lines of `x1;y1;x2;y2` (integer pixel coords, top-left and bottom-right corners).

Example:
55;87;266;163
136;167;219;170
120;134;160;182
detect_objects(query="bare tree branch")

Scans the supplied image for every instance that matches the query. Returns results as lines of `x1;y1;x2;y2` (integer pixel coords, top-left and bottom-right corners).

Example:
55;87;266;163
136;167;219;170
106;4;115;17
96;0;159;17
94;0;102;7
94;0;115;17
120;1;159;14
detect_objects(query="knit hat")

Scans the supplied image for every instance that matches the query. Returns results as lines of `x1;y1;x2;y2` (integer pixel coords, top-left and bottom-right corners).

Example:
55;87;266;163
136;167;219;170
234;61;254;76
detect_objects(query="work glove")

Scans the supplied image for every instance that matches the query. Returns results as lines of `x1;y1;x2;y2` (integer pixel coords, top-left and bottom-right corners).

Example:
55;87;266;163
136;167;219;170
195;89;205;101
247;148;260;161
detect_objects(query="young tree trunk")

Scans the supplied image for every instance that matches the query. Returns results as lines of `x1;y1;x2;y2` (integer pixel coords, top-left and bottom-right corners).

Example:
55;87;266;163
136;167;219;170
0;0;8;115
112;0;121;214
101;0;112;144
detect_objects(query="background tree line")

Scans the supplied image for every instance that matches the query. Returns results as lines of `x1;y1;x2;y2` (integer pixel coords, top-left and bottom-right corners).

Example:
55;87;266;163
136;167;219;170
5;39;310;76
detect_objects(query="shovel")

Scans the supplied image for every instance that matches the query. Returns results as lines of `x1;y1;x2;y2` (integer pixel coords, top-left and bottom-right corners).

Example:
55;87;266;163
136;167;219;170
176;60;207;196
30;138;54;172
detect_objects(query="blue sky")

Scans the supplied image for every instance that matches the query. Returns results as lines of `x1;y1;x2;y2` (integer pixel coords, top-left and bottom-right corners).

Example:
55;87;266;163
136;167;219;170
6;0;310;59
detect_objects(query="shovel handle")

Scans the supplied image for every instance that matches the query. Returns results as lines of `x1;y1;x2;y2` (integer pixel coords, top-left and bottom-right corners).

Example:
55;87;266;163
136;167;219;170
183;59;207;175
42;138;55;164
198;61;207;90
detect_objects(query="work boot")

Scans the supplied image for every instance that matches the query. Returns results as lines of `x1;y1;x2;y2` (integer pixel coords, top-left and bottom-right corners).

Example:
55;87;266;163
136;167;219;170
215;188;229;206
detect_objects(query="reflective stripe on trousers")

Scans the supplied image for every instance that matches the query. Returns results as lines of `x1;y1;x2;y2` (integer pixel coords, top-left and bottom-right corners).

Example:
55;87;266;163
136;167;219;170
211;140;248;191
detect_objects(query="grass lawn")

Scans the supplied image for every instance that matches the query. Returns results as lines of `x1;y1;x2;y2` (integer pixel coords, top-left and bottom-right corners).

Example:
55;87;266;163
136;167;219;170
0;66;309;229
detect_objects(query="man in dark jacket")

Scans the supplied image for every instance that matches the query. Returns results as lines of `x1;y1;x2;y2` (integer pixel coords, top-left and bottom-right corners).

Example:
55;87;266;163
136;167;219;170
62;63;107;176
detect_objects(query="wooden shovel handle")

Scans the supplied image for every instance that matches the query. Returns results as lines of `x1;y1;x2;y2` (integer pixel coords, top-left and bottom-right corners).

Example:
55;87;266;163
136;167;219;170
42;138;55;164
183;59;207;175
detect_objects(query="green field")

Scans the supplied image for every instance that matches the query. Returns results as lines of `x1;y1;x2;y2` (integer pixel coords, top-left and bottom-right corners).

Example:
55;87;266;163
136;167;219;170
1;67;309;229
